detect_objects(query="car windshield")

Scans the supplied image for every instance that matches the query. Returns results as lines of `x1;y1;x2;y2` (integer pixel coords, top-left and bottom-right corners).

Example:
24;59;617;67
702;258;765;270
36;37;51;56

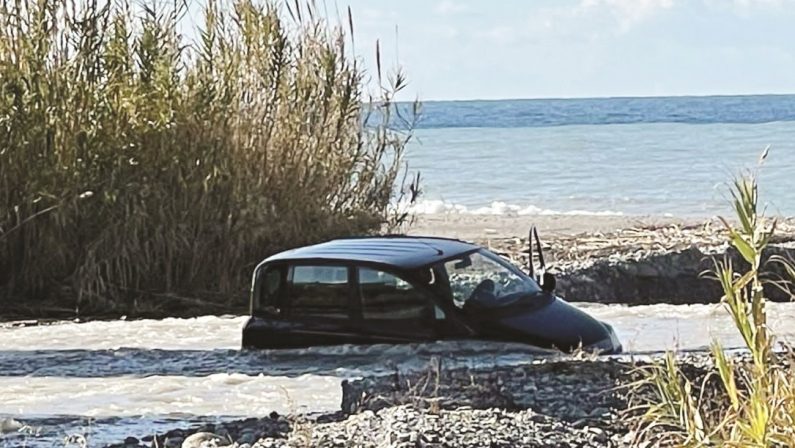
443;249;541;309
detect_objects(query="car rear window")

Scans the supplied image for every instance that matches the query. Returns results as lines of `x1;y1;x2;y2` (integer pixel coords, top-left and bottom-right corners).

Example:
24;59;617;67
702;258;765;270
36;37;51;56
289;265;351;319
359;268;430;321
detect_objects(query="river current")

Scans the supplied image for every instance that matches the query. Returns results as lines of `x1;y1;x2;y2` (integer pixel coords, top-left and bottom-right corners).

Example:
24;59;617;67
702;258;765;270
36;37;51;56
2;303;795;447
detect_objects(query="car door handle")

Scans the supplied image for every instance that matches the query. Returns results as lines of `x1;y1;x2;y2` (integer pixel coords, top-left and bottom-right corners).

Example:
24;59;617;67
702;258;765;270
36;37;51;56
262;306;281;315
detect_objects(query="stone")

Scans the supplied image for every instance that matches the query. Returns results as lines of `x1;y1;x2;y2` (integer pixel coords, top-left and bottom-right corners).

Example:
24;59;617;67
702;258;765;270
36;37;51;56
589;427;609;443
0;418;23;434
166;429;186;438
196;425;216;434
164;436;184;448
238;431;257;445
181;432;223;448
588;406;610;417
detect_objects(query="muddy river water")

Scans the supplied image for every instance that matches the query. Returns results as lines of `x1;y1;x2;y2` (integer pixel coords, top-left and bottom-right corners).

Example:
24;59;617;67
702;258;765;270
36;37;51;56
2;302;795;447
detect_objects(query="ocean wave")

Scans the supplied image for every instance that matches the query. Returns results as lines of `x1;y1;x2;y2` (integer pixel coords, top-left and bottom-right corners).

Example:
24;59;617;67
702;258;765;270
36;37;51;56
393;199;624;217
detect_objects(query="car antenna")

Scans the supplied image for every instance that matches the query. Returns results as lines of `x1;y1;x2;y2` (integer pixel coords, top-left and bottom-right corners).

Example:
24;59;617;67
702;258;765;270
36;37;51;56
528;226;534;278
533;227;546;270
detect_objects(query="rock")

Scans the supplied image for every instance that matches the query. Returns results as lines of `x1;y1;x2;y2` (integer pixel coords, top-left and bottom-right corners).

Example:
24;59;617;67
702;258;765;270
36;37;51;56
196;425;216;434
569;407;588;419
181;432;223;448
165;436;184;448
215;428;230;440
237;431;257;445
123;436;139;445
163;436;185;448
589;427;608;443
588;406;610;417
0;418;23;434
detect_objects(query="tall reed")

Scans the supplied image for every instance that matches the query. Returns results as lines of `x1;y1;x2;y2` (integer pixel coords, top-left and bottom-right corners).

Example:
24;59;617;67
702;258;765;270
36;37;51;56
0;0;418;313
634;154;795;446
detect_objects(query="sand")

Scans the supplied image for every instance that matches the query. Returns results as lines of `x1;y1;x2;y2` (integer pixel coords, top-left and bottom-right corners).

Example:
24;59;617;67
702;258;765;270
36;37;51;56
405;213;707;240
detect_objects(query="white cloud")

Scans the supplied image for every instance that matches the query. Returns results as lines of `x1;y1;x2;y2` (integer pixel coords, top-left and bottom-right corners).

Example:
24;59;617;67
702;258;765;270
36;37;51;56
702;0;795;18
435;0;468;15
359;7;397;22
514;0;671;45
730;0;795;14
477;25;519;45
434;25;460;39
579;0;674;32
733;0;795;6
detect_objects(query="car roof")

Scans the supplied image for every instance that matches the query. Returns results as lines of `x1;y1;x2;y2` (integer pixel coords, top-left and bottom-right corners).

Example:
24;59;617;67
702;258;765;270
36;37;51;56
262;236;480;270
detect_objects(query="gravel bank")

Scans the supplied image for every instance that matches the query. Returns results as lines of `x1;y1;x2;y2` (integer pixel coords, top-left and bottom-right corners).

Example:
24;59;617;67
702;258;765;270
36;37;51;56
483;219;795;304
107;355;723;448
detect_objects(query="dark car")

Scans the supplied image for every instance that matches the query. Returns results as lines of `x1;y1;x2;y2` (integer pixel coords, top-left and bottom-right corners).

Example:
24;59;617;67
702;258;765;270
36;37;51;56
242;233;622;354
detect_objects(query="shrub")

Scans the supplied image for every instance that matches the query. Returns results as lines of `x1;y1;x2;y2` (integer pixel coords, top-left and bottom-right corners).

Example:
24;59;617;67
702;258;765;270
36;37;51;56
633;153;795;446
0;0;418;314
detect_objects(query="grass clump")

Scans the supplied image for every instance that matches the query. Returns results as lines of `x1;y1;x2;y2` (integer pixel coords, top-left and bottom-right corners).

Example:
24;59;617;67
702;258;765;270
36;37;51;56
634;154;795;446
0;0;418;315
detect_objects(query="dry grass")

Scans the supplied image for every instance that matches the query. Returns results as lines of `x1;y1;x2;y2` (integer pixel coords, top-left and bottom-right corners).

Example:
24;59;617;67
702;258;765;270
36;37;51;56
0;0;418;313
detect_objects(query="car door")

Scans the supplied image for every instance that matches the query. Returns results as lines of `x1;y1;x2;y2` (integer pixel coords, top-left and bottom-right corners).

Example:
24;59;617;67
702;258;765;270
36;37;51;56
354;266;449;343
276;263;364;347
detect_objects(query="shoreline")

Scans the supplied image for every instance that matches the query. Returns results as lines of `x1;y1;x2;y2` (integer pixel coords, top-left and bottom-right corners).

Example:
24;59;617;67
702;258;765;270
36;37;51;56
406;213;710;240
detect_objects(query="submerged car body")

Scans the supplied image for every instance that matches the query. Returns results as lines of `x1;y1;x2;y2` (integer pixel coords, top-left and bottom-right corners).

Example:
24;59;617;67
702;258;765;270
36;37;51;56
243;236;622;354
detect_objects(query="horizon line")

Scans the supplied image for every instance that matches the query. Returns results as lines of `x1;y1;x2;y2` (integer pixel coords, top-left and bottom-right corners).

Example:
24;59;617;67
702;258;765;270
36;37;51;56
401;91;795;103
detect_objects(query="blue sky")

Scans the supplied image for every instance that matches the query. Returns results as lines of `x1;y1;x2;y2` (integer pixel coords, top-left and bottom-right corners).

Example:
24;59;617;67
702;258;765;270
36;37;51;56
331;0;795;100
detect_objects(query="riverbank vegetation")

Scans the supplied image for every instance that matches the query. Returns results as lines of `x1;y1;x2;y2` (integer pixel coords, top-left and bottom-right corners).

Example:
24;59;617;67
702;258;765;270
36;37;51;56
0;0;417;317
634;159;795;446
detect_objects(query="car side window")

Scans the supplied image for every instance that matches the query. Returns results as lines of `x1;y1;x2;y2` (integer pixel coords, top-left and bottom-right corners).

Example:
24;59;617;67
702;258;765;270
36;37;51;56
289;265;351;319
257;266;284;310
359;267;433;321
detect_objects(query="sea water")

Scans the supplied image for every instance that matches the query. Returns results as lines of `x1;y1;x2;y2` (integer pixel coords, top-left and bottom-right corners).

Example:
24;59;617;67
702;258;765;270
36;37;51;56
404;95;795;216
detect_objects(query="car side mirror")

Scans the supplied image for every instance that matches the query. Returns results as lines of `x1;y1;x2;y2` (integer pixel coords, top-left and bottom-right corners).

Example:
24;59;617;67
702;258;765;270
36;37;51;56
541;272;556;293
454;256;472;269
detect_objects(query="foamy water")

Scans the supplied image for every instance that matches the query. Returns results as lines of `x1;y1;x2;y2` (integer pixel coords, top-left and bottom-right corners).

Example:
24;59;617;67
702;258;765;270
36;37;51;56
391;199;626;217
580;302;795;352
0;315;245;351
2;303;795;446
0;374;342;416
